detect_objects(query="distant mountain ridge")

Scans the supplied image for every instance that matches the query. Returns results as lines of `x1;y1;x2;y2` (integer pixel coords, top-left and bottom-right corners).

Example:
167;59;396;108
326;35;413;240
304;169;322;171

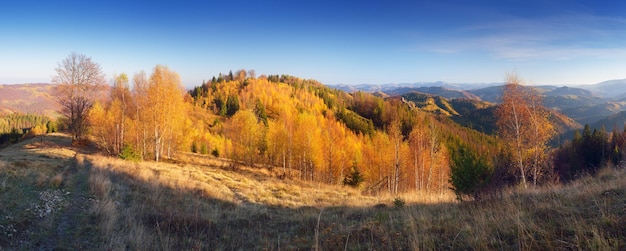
331;78;626;99
329;81;500;93
331;79;626;126
545;86;596;97
397;91;580;135
578;79;626;98
386;87;480;100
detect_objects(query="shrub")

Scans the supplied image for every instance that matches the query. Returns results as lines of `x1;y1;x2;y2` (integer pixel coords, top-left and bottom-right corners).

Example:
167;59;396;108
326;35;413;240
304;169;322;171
119;145;141;162
343;166;364;187
191;142;198;153
393;197;405;209
449;143;493;201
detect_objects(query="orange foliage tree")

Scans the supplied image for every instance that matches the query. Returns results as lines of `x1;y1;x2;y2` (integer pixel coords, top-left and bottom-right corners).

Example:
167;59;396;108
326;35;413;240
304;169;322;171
495;73;555;188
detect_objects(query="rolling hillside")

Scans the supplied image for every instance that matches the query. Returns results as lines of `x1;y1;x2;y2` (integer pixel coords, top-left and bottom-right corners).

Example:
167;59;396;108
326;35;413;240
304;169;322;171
561;102;626;126
427;84;624;129
589;110;626;132
0;84;60;117
330;79;626;131
400;92;460;116
399;91;579;135
386;87;480;100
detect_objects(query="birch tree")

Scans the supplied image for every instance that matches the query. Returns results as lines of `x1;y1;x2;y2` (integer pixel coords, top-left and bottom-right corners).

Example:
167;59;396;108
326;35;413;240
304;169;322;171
495;73;554;188
145;65;185;162
111;73;132;154
388;120;403;194
228;109;264;165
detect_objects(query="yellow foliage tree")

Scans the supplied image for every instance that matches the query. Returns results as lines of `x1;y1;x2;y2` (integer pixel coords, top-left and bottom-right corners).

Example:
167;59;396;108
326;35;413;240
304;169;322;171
142;65;186;161
228;109;264;165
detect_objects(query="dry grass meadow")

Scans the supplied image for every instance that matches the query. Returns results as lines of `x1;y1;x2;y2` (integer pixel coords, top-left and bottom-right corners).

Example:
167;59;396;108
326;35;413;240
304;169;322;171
1;134;625;250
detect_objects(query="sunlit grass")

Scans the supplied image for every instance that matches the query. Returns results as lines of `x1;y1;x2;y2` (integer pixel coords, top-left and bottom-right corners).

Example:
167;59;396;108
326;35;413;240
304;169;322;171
1;133;625;249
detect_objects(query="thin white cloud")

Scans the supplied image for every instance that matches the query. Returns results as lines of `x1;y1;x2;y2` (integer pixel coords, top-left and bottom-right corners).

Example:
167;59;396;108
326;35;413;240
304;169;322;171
423;13;626;61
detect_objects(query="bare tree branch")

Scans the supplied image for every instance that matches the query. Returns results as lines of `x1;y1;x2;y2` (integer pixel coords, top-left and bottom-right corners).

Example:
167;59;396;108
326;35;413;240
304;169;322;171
52;53;105;140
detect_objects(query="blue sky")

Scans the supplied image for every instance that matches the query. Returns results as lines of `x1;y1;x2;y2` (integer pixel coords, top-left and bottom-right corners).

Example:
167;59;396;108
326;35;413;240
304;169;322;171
1;0;625;88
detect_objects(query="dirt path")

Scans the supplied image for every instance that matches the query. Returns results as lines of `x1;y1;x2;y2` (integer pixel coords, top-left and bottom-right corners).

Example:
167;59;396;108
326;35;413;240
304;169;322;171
0;135;100;250
29;156;97;250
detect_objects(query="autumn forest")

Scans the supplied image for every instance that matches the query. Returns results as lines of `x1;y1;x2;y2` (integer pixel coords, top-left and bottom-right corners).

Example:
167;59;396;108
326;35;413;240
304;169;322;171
3;50;626;250
0;53;604;202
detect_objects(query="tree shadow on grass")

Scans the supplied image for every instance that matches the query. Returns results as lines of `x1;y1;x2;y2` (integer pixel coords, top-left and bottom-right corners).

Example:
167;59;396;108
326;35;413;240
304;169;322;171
2;136;625;250
82;155;456;250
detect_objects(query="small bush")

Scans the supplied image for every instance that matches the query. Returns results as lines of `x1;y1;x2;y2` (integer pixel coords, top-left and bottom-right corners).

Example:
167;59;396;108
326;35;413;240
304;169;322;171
393;197;405;209
201;144;208;155
191;142;198;153
343;166;364;187
449;143;493;201
119;145;141;162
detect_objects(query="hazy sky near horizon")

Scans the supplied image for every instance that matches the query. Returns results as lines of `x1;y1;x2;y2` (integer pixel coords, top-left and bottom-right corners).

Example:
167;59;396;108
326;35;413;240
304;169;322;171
1;0;625;88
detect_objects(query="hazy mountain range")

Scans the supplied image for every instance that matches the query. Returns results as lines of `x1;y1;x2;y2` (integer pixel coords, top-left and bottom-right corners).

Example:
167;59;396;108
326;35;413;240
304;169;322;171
330;79;626;133
330;79;626;99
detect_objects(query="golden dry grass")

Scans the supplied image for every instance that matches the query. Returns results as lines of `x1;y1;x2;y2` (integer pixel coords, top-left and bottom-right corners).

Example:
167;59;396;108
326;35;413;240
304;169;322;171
1;133;625;250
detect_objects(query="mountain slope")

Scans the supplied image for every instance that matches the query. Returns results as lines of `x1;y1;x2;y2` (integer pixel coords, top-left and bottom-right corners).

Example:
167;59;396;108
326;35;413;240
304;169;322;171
386;87;480;100
400;92;460;116
579;79;626;98
448;100;497;134
399;91;579;135
330;82;623;128
0;84;60;117
561;101;626;126
544;86;595;97
589;110;626;132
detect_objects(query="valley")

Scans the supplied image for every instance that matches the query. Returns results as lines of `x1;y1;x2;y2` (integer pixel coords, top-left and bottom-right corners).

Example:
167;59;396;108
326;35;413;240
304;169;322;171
332;79;626;136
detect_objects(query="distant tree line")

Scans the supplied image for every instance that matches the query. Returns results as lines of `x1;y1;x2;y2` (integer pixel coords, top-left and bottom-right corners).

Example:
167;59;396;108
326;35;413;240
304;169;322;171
0;113;57;145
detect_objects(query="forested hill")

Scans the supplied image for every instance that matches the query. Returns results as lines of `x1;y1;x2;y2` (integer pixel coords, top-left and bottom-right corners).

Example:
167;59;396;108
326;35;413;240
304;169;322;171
186;73;500;193
399;91;580;136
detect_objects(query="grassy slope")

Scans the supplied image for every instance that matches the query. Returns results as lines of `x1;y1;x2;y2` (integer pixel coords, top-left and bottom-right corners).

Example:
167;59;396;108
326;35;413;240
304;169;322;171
1;134;625;250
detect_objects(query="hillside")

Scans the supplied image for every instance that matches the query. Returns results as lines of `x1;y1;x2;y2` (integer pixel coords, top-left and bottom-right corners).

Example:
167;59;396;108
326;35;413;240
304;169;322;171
544;86;595;97
589;110;626;132
1;134;624;249
325;81;626;131
579;79;626;98
398;91;579;135
400;92;460;116
448;100;498;134
386;87;480;100
0;84;60;118
561;102;626;126
466;85;625;128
